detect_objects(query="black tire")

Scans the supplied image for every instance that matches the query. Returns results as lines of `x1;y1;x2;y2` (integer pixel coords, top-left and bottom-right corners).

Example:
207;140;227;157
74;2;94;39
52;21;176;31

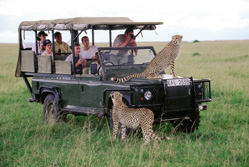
43;94;65;122
172;109;200;133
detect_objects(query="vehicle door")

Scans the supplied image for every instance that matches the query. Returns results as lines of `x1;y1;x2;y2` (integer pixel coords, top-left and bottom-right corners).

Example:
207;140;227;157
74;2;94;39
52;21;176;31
79;75;103;109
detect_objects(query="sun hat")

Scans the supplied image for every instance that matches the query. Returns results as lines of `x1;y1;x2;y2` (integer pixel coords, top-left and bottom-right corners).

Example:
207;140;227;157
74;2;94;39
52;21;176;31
43;39;51;46
38;31;48;37
37;31;48;41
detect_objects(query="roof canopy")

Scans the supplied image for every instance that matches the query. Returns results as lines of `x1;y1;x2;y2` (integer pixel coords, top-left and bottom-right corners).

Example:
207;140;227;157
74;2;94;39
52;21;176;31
19;17;163;31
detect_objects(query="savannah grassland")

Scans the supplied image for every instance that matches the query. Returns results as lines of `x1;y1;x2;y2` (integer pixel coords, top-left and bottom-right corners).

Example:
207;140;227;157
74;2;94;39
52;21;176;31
0;40;248;167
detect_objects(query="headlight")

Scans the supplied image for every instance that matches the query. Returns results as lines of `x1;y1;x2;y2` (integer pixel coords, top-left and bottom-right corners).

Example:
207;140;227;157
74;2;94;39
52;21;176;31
144;91;152;100
140;89;144;93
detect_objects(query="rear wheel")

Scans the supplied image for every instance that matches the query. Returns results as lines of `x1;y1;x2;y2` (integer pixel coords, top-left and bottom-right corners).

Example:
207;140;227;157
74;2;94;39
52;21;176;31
172;109;200;133
43;94;66;122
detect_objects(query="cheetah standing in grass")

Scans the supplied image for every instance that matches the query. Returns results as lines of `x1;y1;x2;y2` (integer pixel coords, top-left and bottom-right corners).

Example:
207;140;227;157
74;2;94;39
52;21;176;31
111;34;183;83
110;92;170;145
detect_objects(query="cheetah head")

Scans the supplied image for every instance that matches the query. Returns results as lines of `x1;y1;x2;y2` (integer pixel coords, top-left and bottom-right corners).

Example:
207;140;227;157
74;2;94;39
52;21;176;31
111;92;122;103
172;34;183;46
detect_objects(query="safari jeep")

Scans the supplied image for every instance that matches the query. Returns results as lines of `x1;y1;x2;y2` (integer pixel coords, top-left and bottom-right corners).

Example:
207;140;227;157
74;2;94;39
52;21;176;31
15;17;211;132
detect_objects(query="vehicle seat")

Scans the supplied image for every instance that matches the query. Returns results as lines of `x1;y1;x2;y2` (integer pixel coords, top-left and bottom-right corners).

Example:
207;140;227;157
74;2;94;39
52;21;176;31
83;67;90;74
90;62;99;74
54;55;68;61
102;51;110;61
37;55;52;74
55;60;71;74
21;50;35;72
82;62;99;75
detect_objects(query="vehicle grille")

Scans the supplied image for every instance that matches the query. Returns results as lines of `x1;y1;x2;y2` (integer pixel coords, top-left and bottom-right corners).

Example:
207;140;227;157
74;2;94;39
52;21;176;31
130;85;163;106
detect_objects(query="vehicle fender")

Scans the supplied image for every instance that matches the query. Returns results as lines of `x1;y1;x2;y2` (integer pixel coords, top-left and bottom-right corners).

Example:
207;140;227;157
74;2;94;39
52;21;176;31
40;86;60;104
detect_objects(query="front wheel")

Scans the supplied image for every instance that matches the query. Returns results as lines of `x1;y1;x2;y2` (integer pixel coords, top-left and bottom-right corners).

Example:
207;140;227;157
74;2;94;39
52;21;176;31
172;109;200;133
43;94;65;122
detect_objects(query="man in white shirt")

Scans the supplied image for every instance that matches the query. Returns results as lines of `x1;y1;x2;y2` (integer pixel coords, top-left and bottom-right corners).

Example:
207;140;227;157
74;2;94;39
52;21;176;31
65;43;86;74
79;36;98;60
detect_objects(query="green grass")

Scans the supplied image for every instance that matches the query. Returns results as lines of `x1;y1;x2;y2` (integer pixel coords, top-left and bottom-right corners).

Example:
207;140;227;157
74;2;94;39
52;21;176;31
1;41;249;166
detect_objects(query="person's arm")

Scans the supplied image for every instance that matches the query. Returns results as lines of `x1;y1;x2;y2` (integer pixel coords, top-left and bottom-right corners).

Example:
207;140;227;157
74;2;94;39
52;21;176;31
117;35;131;47
77;54;87;68
39;43;43;53
91;47;98;60
76;59;86;68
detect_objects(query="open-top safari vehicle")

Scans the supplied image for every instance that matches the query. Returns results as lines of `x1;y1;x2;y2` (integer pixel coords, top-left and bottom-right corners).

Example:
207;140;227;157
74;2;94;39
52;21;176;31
15;17;211;132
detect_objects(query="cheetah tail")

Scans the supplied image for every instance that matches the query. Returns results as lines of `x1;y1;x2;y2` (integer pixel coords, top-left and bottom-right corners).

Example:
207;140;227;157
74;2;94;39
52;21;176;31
110;73;144;83
159;135;170;141
151;132;170;141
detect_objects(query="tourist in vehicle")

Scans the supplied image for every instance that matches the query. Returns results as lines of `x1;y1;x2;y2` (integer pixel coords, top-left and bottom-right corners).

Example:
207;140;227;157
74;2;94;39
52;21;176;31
54;31;72;56
110;28;137;64
113;28;137;49
65;43;86;74
79;36;98;60
32;31;47;54
41;39;53;58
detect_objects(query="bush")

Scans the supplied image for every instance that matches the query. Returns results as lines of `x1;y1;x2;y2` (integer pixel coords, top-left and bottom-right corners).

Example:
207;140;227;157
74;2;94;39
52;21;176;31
192;52;201;56
193;40;200;43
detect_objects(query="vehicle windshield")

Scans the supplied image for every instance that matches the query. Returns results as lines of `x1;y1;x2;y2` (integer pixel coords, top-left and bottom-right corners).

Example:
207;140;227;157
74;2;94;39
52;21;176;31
98;47;156;66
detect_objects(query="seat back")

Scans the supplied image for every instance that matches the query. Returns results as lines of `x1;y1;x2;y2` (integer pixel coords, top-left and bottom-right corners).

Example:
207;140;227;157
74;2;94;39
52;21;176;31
37;55;52;73
54;55;68;61
55;61;71;75
21;50;35;72
83;67;90;74
83;61;99;75
90;63;98;74
102;51;110;61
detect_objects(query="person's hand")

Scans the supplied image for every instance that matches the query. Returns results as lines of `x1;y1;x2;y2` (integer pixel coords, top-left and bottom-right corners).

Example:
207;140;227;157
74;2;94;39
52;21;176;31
91;56;97;60
125;34;131;42
82;59;87;68
130;39;136;45
76;59;82;67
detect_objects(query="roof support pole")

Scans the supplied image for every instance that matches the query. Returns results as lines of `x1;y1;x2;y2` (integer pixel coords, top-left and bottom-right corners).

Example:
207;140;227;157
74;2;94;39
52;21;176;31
92;28;95;46
34;31;38;56
71;30;76;75
52;30;55;74
34;30;38;73
109;26;112;47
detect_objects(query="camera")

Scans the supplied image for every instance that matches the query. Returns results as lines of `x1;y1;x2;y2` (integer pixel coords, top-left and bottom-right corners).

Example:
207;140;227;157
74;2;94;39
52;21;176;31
130;34;136;40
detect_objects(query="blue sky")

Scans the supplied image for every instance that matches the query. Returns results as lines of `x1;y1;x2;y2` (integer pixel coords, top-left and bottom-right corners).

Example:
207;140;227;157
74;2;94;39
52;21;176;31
0;0;249;43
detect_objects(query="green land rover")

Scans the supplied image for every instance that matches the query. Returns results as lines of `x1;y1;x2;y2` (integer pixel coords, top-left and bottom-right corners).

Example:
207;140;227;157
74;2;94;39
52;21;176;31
15;17;211;132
